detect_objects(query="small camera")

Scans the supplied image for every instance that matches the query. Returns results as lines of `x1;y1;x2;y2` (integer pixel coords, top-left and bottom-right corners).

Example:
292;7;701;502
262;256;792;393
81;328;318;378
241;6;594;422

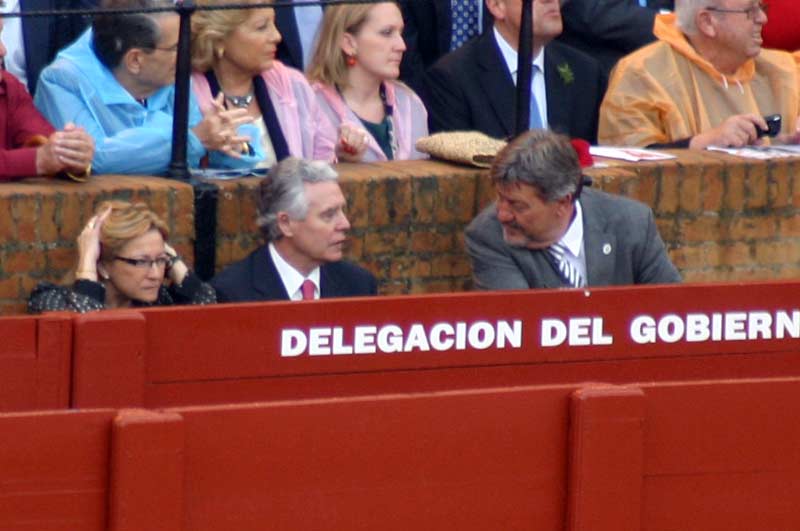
757;114;782;138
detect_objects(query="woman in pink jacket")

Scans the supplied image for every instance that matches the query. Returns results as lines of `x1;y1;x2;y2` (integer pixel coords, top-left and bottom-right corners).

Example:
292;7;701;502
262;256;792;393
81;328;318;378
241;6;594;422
307;1;429;162
191;0;345;166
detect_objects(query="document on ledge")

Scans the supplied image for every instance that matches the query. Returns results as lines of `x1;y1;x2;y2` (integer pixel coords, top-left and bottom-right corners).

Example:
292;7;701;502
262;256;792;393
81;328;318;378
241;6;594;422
706;145;800;160
589;146;677;162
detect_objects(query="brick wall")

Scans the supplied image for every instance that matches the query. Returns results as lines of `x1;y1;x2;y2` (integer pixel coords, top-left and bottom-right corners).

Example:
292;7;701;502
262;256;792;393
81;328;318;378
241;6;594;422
0;176;195;315
2;152;799;314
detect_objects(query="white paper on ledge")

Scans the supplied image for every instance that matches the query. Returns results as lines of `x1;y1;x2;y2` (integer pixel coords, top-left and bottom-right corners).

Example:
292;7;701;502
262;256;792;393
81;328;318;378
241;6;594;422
589;146;677;162
706;146;800;160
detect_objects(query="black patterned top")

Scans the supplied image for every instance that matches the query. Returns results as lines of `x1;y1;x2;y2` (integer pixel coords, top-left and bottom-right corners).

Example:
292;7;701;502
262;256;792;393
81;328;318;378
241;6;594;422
27;273;216;314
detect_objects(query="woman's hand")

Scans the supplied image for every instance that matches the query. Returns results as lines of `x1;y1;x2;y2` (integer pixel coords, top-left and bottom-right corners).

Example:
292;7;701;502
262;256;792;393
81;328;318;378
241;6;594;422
164;243;188;286
75;207;111;282
192;93;254;158
336;123;369;162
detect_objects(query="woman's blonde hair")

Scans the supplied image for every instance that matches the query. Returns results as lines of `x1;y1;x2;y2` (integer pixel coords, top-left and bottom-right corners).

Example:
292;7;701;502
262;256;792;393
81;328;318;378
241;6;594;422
96;201;169;263
191;0;267;72
306;3;381;87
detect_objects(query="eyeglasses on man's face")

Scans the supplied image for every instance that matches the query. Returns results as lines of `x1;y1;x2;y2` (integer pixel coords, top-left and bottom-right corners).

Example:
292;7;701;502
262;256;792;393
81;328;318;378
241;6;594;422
705;2;768;20
114;255;171;269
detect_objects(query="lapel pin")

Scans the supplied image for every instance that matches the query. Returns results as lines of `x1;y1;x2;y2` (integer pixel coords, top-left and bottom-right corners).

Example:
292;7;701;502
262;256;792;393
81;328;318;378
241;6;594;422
602;243;612;255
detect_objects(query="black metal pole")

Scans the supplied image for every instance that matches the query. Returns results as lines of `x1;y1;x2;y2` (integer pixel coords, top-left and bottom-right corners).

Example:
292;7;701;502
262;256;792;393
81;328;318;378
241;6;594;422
514;0;534;137
168;0;196;180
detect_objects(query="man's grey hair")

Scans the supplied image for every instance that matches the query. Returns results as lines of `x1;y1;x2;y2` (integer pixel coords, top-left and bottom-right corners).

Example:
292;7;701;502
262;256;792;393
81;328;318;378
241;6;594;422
490;129;581;202
675;0;716;36
256;157;339;241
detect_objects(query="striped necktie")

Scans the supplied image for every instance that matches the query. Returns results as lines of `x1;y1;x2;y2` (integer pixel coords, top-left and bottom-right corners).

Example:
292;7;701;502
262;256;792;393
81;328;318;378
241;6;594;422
548;243;584;288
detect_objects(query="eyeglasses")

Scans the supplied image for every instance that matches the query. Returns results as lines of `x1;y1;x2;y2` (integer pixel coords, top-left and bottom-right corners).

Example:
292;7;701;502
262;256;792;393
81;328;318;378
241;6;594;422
144;42;179;53
705;2;768;20
114;255;171;269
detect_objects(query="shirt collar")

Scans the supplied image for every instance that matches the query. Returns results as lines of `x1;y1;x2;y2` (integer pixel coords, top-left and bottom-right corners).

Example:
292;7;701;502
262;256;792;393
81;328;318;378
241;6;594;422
493;26;545;78
559;200;583;258
268;242;320;300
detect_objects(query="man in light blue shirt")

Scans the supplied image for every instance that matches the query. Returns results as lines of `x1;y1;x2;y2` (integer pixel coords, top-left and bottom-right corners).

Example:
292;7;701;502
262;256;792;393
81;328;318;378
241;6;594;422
34;0;258;175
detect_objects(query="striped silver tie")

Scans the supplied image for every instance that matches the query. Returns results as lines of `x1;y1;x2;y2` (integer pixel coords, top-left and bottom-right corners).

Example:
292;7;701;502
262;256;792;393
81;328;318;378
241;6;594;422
548;243;584;288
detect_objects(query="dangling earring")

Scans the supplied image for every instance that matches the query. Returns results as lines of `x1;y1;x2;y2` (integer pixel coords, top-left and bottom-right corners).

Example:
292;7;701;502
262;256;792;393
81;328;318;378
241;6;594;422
215;47;225;60
345;53;356;67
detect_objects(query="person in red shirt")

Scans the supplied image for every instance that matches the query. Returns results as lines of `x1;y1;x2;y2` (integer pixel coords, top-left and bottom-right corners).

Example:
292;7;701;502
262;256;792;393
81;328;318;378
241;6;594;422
0;18;94;181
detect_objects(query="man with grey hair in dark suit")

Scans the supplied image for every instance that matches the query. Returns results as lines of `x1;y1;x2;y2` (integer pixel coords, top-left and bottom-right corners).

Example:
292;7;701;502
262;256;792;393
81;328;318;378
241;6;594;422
211;157;377;302
465;129;680;290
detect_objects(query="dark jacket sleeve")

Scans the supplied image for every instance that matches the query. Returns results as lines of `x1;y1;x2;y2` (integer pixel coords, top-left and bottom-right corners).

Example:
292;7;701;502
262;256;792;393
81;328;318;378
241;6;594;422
162;271;217;306
27;280;106;314
424;58;474;133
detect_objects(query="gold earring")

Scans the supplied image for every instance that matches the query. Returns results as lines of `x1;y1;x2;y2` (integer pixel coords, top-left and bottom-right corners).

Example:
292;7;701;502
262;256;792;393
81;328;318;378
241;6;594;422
215;47;225;60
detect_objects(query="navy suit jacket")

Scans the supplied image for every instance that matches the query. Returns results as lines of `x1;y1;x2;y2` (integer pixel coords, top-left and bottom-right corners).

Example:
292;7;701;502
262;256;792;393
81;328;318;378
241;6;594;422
22;0;96;94
558;0;673;74
424;30;606;143
210;245;378;303
399;0;493;97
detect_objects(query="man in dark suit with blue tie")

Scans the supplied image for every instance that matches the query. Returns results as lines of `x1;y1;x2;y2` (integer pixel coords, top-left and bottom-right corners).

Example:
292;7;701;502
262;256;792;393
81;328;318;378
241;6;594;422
424;0;606;143
211;157;377;303
2;0;96;94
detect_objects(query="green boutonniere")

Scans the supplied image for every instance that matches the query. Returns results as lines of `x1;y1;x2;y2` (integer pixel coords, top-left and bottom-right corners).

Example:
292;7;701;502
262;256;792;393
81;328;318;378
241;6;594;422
557;63;574;85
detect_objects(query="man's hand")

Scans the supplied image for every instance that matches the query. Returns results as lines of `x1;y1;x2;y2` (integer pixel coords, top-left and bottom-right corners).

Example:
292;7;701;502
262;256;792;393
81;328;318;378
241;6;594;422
689;114;768;150
192;93;254;158
35;122;95;176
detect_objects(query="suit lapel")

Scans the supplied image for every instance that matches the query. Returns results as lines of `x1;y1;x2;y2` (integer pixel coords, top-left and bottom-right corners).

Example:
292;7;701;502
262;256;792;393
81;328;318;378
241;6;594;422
510;247;566;289
543;44;572;136
253;246;291;300
580;191;616;286
477;32;516;138
319;264;344;298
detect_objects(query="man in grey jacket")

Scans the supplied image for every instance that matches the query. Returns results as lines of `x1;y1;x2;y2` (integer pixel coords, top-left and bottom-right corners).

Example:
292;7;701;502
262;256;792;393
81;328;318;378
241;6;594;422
465;129;680;290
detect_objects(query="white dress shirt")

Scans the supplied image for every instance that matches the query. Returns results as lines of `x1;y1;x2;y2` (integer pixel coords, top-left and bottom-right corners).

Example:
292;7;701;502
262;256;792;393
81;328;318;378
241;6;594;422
493;26;548;129
269;242;320;300
556;200;587;283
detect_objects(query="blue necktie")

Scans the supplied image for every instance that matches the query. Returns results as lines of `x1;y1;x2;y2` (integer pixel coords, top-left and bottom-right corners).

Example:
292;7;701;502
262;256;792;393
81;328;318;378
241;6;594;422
529;67;543;130
450;0;479;50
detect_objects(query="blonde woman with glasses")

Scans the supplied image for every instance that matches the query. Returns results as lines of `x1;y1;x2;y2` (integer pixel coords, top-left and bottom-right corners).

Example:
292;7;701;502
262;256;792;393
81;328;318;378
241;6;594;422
29;201;215;313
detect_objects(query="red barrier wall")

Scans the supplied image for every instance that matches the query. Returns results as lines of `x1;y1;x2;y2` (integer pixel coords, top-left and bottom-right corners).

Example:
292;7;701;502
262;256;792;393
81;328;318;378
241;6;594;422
3;378;800;530
0;313;71;411
70;280;800;408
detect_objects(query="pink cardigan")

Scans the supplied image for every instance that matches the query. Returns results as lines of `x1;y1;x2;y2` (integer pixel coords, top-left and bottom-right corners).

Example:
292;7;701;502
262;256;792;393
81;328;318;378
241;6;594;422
191;61;336;162
313;81;429;162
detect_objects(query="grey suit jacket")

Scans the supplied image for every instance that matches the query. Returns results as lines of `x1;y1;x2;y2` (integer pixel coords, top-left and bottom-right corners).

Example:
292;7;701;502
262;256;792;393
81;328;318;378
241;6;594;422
465;188;681;290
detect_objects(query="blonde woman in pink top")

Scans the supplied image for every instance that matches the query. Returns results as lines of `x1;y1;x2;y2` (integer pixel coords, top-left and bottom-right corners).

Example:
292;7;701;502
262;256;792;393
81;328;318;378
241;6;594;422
307;1;428;162
191;0;351;166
